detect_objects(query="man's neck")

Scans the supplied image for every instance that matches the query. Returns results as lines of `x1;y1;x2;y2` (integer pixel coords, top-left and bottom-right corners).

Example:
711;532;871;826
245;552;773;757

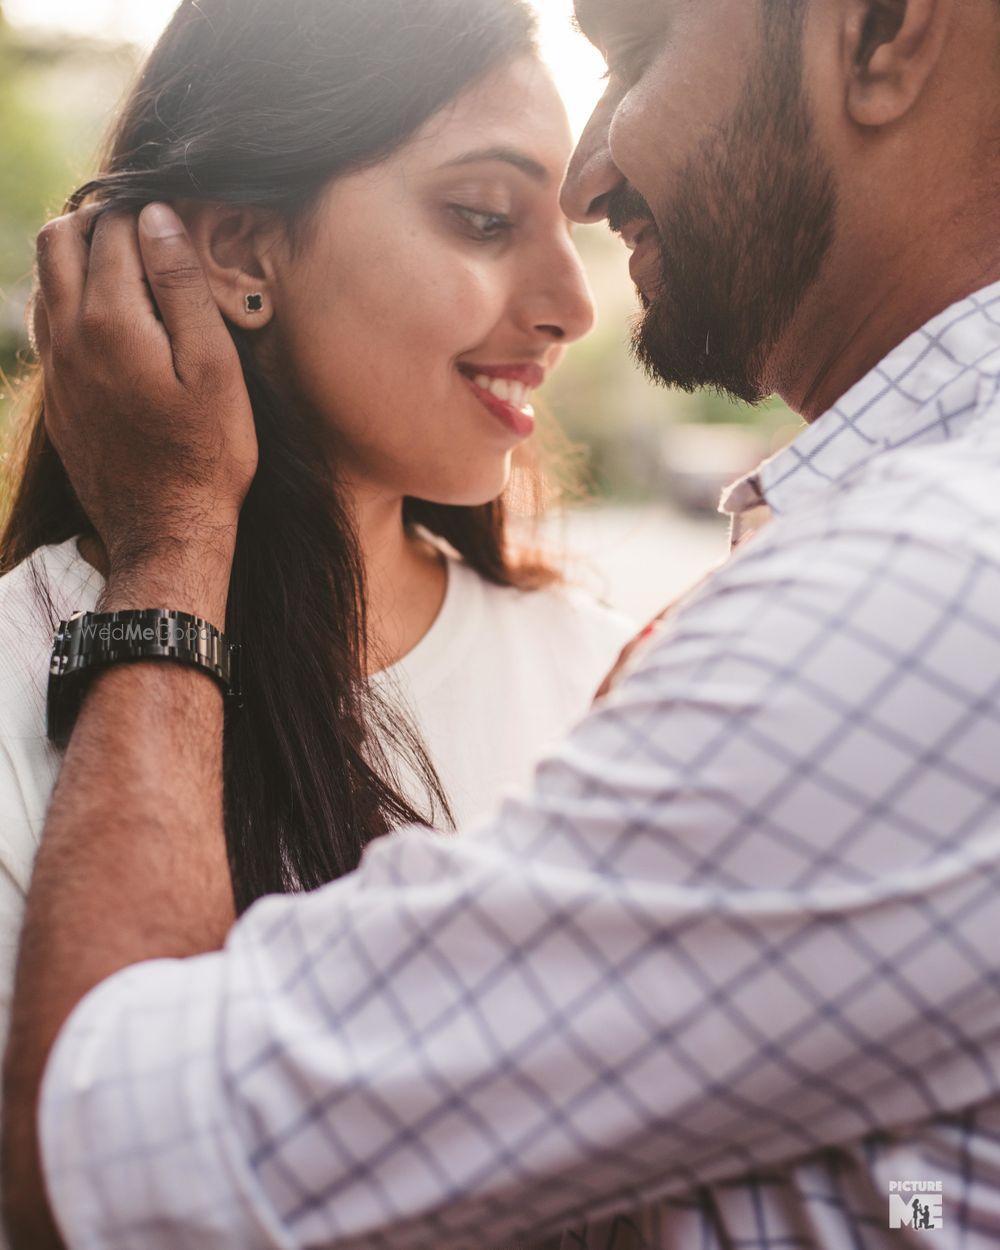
777;233;1000;424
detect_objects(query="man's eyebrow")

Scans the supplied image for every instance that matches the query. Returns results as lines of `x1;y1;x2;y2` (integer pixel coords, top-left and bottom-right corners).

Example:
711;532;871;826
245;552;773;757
440;147;549;185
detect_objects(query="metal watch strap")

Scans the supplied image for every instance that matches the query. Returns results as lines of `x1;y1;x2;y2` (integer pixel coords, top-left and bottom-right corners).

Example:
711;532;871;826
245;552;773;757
47;608;242;747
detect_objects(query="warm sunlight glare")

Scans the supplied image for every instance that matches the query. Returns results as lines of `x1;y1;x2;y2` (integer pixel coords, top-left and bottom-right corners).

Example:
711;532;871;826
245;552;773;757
2;0;607;135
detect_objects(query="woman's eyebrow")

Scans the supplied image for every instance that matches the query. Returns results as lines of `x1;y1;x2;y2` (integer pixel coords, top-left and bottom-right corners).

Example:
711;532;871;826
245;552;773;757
440;147;550;185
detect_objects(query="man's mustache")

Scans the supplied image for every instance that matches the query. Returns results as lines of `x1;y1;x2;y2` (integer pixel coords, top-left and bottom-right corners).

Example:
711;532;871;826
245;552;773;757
606;183;658;240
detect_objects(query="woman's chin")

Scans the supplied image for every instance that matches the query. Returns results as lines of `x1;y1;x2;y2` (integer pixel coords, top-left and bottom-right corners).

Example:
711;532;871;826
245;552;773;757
408;462;513;509
412;489;506;509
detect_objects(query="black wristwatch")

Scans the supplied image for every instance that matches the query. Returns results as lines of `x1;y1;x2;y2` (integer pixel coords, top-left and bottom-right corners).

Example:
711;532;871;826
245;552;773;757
47;608;242;747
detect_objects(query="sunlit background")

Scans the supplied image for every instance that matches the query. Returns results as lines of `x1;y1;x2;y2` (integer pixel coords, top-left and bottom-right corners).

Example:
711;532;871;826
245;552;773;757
4;0;609;132
0;0;797;617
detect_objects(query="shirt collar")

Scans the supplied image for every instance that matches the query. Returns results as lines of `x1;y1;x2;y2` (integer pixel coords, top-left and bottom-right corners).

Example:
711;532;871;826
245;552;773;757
720;279;1000;519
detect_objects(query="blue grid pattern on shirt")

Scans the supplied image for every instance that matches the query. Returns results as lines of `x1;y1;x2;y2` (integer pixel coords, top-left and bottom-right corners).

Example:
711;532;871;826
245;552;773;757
38;282;1000;1250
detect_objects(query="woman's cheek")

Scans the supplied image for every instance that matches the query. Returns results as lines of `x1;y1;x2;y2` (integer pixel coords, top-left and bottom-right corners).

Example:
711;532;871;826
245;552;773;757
416;259;507;357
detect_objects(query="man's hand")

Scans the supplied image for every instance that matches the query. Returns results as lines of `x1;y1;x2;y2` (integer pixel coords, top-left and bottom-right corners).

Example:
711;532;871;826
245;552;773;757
594;560;734;703
32;202;257;622
593;619;663;702
0;203;248;1248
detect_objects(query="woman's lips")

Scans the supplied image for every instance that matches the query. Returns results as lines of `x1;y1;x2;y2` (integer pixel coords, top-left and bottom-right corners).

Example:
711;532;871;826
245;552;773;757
457;364;540;438
465;362;545;389
460;373;536;437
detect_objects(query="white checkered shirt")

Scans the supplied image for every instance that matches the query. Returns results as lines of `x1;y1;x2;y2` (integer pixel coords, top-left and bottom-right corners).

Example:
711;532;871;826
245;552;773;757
39;283;1000;1249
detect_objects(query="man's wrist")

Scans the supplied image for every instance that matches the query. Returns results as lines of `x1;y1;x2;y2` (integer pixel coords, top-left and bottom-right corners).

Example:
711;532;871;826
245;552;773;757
100;537;236;630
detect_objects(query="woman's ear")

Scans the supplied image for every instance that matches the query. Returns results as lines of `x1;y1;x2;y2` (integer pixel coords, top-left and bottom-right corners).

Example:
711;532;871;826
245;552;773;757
842;0;951;127
171;201;281;329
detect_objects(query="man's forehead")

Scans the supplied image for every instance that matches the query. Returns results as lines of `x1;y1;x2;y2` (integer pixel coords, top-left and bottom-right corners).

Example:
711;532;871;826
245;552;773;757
573;0;664;47
572;0;604;42
575;1;660;32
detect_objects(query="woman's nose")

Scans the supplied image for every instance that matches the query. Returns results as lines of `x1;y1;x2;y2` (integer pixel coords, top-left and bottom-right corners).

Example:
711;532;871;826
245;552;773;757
530;237;596;345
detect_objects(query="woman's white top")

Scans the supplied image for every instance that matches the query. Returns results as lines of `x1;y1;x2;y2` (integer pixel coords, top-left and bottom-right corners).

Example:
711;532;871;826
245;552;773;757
0;536;635;1049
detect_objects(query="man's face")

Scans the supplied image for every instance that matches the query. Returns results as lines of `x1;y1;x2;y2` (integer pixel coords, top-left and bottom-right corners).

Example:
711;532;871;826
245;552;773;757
565;0;838;404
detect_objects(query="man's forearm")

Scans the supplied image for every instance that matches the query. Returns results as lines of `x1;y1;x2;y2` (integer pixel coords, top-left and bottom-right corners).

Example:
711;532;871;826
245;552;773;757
2;558;236;1248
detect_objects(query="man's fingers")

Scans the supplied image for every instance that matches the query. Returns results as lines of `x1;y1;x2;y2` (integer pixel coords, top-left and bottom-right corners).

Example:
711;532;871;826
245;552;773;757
34;291;67;452
136;203;230;382
593;616;671;704
83;209;156;324
33;209;94;323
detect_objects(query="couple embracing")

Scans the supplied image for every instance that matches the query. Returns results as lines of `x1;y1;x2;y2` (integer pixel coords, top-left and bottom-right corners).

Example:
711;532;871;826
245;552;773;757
5;0;1000;1248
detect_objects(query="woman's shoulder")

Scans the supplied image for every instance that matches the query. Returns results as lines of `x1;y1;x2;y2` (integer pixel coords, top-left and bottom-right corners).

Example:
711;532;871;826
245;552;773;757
537;578;637;649
450;556;637;664
0;538;102;891
0;537;103;692
0;535;101;618
432;558;636;733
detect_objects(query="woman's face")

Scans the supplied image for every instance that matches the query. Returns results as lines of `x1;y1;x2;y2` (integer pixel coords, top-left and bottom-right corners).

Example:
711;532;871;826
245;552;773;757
263;55;595;507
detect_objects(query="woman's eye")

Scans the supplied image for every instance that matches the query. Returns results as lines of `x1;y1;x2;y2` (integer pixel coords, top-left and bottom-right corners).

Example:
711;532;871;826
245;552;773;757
451;206;514;242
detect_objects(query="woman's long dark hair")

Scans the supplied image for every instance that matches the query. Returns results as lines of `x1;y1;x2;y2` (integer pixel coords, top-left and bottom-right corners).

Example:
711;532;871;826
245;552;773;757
0;0;563;913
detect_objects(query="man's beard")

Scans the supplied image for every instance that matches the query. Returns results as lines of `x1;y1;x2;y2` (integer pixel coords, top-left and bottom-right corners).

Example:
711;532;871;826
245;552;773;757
611;22;837;404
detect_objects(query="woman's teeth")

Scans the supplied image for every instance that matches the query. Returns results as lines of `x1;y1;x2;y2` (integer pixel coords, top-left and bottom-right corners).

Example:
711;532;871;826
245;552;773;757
470;373;534;413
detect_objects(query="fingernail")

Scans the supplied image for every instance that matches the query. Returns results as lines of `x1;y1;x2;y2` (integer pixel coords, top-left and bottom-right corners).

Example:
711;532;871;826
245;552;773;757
140;203;184;238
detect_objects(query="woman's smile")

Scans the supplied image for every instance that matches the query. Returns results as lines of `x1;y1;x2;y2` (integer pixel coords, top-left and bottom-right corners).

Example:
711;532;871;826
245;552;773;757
456;360;546;438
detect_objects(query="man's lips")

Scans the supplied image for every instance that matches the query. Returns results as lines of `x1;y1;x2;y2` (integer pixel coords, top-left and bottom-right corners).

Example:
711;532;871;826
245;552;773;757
615;216;663;301
618;218;658;252
628;233;662;301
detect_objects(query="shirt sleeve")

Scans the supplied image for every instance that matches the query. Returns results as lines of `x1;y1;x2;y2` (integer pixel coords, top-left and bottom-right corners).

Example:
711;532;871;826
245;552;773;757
39;511;1000;1250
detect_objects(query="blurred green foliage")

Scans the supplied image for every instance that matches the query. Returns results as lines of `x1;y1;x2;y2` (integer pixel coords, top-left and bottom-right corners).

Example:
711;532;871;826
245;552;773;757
0;15;57;385
0;25;64;285
0;7;137;413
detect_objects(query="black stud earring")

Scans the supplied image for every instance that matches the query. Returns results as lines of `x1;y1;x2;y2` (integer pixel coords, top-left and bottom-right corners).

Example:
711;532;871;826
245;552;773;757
244;293;264;314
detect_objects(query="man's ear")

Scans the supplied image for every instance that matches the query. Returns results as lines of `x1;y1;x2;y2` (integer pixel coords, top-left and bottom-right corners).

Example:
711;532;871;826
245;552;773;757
171;201;281;329
842;0;950;126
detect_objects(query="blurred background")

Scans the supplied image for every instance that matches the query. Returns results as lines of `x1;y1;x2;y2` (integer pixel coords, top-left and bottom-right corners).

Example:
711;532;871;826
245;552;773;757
0;0;801;619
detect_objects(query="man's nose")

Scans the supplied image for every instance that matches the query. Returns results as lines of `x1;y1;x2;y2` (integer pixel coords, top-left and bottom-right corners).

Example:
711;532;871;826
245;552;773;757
561;96;624;224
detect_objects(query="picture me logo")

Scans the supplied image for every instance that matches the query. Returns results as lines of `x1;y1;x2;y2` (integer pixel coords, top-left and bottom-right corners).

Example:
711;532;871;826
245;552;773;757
888;1180;944;1230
